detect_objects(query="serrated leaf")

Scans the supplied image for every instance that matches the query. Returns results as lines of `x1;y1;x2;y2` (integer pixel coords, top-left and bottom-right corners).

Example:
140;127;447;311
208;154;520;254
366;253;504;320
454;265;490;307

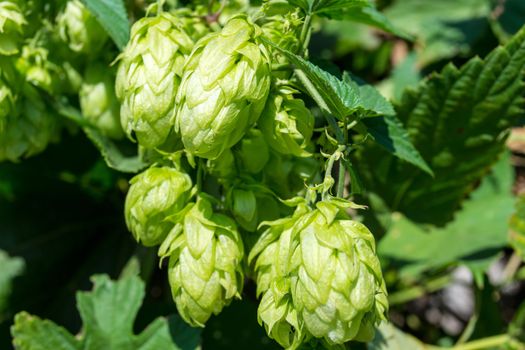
368;323;425;350
378;153;514;278
80;0;130;50
509;194;525;261
362;114;433;176
267;42;394;118
11;312;80;350
0;251;24;316
11;274;201;350
357;26;525;225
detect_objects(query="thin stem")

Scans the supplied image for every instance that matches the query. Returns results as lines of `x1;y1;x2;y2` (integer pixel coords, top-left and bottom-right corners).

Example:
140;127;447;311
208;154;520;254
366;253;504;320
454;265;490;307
336;161;345;198
456;286;481;345
157;0;164;14
502;251;523;283
299;14;312;57
449;334;510;350
388;275;452;306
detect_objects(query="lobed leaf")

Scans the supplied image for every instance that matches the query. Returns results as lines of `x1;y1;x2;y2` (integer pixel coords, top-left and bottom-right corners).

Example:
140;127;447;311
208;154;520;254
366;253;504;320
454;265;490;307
11;274;201;350
357;25;525;225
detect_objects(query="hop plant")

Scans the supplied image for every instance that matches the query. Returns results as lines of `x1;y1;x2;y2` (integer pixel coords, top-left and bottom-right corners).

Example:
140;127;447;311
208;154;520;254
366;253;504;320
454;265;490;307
0;84;61;162
0;77;15;132
176;16;271;159
160;197;244;327
79;63;124;139
0;0;26;55
259;87;315;157
290;201;388;345
56;0;108;54
125;166;192;246
116;12;198;148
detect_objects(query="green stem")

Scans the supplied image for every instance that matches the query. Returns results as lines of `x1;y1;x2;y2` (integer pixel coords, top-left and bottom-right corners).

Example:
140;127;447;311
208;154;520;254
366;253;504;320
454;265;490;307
455;286;481;345
447;334;510;350
388;275;452;306
502;251;523;283
157;0;164;14
299;14;312;57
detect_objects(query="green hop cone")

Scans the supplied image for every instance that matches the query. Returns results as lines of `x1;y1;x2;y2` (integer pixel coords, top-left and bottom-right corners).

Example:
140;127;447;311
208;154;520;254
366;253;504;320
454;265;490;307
259;87;314;157
125;166;192;246
261;12;301;54
16;45;63;94
176;16;271;159
79;63;124;139
249;204;311;349
235;128;269;174
56;0;108;54
116;12;198;148
0;0;26;55
161;197;244;327
0;84;61;162
290;200;388;345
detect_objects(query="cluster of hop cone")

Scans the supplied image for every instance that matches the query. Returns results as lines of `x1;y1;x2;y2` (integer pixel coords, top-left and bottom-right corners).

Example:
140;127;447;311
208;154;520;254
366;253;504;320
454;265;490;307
0;1;388;348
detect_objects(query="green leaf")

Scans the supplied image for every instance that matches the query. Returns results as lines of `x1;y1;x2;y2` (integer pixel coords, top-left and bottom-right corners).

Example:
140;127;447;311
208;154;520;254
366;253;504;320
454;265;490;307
0;251;24;317
11;312;80;350
80;0;130;50
57;103;148;174
368;323;426;350
378;153;514;278
384;0;491;64
267;42;394;118
509;194;525;261
362;115;433;176
11;274;201;350
316;1;410;39
357;26;525;225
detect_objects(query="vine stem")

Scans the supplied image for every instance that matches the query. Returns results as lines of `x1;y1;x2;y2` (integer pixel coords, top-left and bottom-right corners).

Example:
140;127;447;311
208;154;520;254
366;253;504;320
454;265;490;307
443;334;510;350
299;14;312;57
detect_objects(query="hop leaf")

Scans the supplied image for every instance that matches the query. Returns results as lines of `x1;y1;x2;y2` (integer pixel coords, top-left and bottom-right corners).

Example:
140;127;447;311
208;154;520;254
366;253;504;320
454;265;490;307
259;87;315;157
162;197;244;327
290;201;388;345
125;166;193;246
0;84;61;162
116;13;198;148
80;63;124;140
56;0;109;54
176;16;271;159
0;0;25;55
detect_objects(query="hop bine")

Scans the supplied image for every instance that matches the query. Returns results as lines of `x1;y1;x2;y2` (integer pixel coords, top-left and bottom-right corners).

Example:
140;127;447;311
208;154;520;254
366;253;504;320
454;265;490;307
116;12;200;148
176;15;271;159
125;166;193;247
160;197;244;327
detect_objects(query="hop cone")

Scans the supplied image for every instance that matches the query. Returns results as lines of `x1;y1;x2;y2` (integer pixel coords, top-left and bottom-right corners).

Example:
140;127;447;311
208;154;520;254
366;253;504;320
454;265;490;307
116;13;197;148
176;16;271;159
79;63;124;139
249;205;310;349
290;201;388;345
125;166;192;246
161;197;244;327
259;87;314;157
56;0;108;54
0;0;25;55
0;84;60;162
